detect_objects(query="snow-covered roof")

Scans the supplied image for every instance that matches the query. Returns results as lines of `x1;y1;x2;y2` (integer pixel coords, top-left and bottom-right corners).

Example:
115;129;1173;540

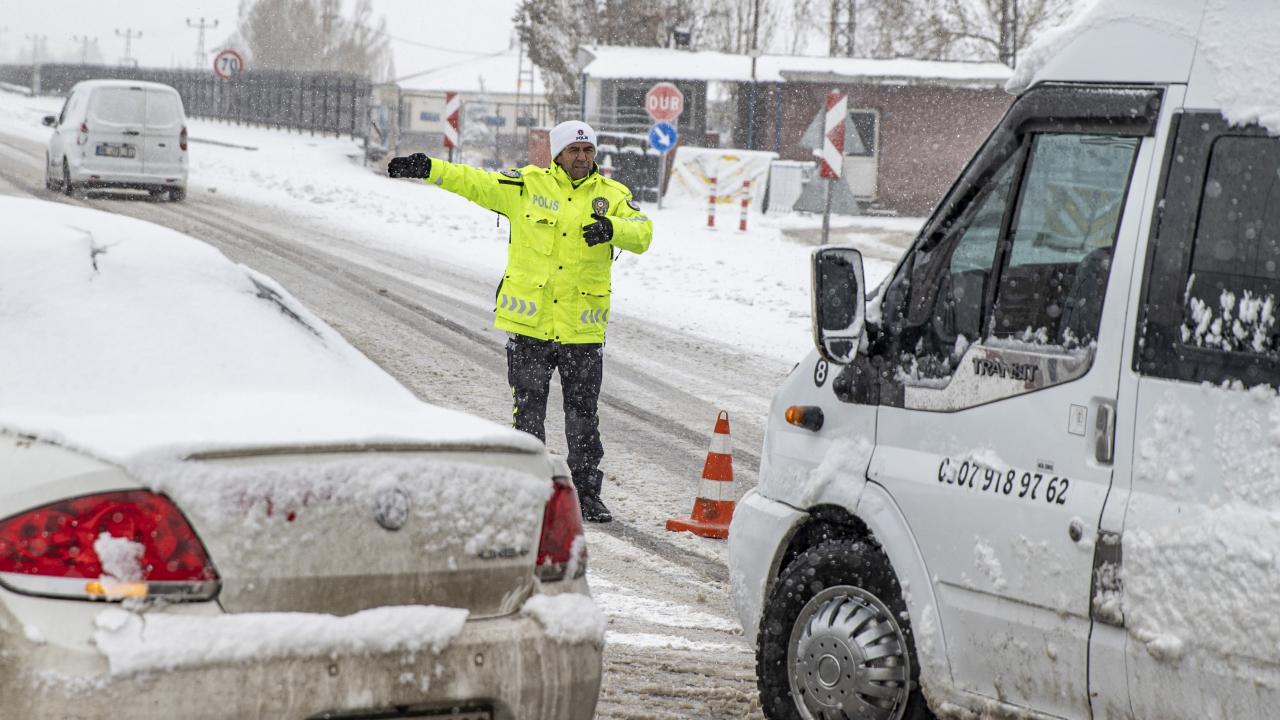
1011;0;1280;132
0;197;541;463
580;46;1012;87
396;45;546;97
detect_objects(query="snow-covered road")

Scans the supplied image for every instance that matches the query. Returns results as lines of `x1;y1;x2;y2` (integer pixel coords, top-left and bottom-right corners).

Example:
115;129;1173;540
0;88;918;718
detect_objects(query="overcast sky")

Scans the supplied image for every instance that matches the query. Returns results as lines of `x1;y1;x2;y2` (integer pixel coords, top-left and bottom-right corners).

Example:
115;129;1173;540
0;0;519;74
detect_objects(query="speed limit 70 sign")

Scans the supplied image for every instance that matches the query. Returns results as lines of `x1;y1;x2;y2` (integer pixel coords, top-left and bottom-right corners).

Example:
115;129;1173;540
213;49;244;81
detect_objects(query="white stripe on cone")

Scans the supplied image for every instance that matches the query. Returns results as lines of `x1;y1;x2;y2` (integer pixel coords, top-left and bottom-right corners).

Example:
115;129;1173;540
698;477;734;502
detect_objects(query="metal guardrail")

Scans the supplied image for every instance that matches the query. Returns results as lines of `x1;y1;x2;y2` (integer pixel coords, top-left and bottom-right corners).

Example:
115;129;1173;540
0;64;370;139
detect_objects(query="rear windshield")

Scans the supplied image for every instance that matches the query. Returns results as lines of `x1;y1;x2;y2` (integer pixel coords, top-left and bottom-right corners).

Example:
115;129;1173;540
146;90;183;128
90;88;145;125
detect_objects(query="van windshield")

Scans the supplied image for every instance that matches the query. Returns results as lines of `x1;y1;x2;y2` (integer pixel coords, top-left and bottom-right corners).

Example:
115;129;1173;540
146;91;182;128
90;88;145;125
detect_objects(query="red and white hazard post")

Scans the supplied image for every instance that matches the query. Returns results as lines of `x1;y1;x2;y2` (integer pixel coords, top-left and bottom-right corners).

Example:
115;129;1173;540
443;91;460;161
707;176;718;229
738;179;751;233
820;90;847;243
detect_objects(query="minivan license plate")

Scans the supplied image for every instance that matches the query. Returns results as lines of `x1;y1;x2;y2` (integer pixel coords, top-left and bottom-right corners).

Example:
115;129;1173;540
96;143;136;158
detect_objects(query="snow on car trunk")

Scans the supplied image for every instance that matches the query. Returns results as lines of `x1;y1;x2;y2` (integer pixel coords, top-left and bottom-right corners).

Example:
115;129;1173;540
139;451;551;618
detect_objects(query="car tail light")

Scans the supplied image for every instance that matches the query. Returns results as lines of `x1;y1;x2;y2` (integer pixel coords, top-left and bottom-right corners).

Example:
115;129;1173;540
535;476;586;582
0;491;219;602
180;126;187;151
77;122;89;145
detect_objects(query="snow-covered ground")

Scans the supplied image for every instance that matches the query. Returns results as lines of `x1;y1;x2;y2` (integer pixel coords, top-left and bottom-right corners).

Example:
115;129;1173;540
0;91;916;366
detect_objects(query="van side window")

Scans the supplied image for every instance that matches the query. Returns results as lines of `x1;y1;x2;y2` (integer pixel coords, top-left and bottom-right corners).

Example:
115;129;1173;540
883;133;1138;387
991;134;1139;346
1182;136;1280;354
1135;114;1280;386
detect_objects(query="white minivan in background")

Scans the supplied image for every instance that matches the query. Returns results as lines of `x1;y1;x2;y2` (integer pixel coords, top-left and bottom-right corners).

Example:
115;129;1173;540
43;79;188;201
730;1;1280;719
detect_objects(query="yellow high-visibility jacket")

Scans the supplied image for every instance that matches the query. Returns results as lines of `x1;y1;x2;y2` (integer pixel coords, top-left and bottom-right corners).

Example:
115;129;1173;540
425;160;652;343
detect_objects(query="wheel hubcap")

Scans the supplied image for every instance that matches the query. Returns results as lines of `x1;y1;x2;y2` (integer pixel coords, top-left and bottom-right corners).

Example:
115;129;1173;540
788;586;911;720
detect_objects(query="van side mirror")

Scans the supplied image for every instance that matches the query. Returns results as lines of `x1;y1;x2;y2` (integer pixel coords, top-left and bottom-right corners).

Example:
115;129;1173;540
41;115;56;127
811;246;866;365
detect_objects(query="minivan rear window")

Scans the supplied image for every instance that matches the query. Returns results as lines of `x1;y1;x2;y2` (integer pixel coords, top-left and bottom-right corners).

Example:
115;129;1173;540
90;88;145;125
146;91;182;128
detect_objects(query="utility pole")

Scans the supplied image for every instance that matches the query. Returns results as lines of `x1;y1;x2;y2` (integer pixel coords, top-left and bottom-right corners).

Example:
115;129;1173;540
24;33;48;64
998;0;1020;68
829;0;856;57
115;28;142;67
186;17;218;69
320;0;340;63
72;35;99;65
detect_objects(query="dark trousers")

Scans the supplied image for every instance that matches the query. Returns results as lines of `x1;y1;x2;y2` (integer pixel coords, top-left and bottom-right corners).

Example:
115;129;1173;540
506;335;605;498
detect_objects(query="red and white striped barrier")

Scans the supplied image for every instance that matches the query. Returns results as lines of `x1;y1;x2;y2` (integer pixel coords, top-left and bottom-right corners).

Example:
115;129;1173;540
706;176;718;229
738;180;751;232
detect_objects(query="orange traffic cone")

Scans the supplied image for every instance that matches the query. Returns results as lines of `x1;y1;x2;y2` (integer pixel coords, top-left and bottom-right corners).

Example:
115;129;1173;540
666;410;735;539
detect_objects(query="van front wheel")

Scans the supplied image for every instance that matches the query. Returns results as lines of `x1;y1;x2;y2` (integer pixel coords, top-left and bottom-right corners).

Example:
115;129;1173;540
757;538;932;720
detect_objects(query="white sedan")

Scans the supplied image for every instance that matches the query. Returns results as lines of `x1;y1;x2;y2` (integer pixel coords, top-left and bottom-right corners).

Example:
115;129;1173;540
0;196;602;719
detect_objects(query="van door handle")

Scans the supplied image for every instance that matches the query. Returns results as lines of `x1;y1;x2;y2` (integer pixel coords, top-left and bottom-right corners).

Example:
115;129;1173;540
122;130;141;136
1094;400;1115;465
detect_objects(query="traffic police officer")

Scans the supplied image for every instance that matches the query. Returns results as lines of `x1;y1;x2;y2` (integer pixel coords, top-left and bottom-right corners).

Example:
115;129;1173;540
387;120;652;522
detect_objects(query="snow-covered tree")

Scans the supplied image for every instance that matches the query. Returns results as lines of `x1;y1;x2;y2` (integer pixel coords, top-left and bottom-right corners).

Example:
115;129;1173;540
514;0;591;113
237;0;390;78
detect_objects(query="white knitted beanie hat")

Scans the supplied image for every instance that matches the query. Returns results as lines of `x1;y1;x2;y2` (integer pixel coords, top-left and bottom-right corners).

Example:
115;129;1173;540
549;120;597;160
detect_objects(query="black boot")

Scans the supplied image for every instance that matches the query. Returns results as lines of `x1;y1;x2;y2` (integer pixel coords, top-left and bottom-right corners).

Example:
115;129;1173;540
579;493;613;523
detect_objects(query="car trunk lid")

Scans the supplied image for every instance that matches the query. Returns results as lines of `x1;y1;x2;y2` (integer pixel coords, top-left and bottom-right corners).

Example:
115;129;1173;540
143;447;552;618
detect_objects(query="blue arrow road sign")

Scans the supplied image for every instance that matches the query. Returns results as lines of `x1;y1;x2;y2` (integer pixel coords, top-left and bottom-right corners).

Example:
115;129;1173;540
648;122;678;154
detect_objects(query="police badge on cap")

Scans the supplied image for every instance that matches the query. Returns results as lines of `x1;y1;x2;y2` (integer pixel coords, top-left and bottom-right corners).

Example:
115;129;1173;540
592;197;609;215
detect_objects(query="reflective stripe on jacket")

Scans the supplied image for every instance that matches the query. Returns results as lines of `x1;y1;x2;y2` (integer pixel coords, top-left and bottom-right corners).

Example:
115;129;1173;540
425;160;652;343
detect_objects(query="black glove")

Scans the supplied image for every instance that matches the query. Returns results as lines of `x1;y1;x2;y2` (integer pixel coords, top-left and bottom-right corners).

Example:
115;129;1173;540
582;213;614;247
387;153;431;179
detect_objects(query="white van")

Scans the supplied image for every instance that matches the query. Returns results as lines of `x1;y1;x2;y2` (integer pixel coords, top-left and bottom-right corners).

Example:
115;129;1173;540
43;79;188;201
729;2;1280;718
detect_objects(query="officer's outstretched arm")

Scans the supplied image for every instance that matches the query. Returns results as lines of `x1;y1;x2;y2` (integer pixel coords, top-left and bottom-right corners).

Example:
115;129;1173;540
425;159;524;217
607;195;653;255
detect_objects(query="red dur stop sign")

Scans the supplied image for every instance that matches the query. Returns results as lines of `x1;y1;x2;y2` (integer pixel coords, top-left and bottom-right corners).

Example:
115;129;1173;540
645;82;685;123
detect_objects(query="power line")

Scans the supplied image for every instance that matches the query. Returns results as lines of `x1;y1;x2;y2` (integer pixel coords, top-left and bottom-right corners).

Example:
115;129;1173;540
394;47;510;84
386;34;499;56
186;17;218;70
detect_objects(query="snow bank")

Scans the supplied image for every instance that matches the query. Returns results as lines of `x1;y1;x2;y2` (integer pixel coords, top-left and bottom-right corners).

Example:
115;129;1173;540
0;196;541;463
93;604;468;676
521;593;605;645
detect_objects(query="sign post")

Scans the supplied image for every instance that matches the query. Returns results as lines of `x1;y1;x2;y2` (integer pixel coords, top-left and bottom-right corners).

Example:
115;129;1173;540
819;90;847;244
647;121;678;210
442;91;460;162
212;48;243;81
645;82;685;209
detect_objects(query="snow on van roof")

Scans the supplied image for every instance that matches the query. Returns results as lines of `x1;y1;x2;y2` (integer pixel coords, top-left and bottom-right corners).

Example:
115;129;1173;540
580;46;1011;87
1012;0;1280;132
70;79;181;93
0;197;541;464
